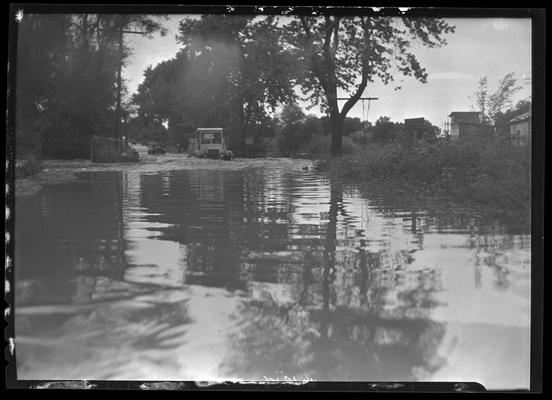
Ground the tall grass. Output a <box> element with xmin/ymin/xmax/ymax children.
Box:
<box><xmin>318</xmin><ymin>138</ymin><xmax>531</xmax><ymax>222</ymax></box>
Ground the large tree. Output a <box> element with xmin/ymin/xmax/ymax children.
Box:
<box><xmin>16</xmin><ymin>13</ymin><xmax>166</xmax><ymax>159</ymax></box>
<box><xmin>175</xmin><ymin>15</ymin><xmax>298</xmax><ymax>151</ymax></box>
<box><xmin>281</xmin><ymin>15</ymin><xmax>455</xmax><ymax>155</ymax></box>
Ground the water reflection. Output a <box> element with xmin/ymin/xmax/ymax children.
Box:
<box><xmin>15</xmin><ymin>167</ymin><xmax>530</xmax><ymax>388</ymax></box>
<box><xmin>221</xmin><ymin>179</ymin><xmax>447</xmax><ymax>381</ymax></box>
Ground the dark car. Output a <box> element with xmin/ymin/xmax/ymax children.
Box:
<box><xmin>147</xmin><ymin>143</ymin><xmax>165</xmax><ymax>155</ymax></box>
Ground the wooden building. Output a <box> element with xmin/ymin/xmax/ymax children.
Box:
<box><xmin>448</xmin><ymin>111</ymin><xmax>485</xmax><ymax>141</ymax></box>
<box><xmin>509</xmin><ymin>111</ymin><xmax>531</xmax><ymax>146</ymax></box>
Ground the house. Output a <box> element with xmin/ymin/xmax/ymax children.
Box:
<box><xmin>509</xmin><ymin>111</ymin><xmax>531</xmax><ymax>146</ymax></box>
<box><xmin>448</xmin><ymin>111</ymin><xmax>487</xmax><ymax>141</ymax></box>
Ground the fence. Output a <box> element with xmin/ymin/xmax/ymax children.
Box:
<box><xmin>91</xmin><ymin>135</ymin><xmax>142</xmax><ymax>163</ymax></box>
<box><xmin>91</xmin><ymin>136</ymin><xmax>122</xmax><ymax>163</ymax></box>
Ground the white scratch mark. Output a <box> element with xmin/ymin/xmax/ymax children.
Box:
<box><xmin>6</xmin><ymin>256</ymin><xmax>11</xmax><ymax>271</ymax></box>
<box><xmin>226</xmin><ymin>6</ymin><xmax>235</xmax><ymax>12</ymax></box>
<box><xmin>398</xmin><ymin>7</ymin><xmax>411</xmax><ymax>14</ymax></box>
<box><xmin>372</xmin><ymin>7</ymin><xmax>383</xmax><ymax>12</ymax></box>
<box><xmin>5</xmin><ymin>279</ymin><xmax>10</xmax><ymax>294</ymax></box>
<box><xmin>8</xmin><ymin>338</ymin><xmax>15</xmax><ymax>355</ymax></box>
<box><xmin>6</xmin><ymin>206</ymin><xmax>9</xmax><ymax>221</ymax></box>
<box><xmin>5</xmin><ymin>306</ymin><xmax>10</xmax><ymax>317</ymax></box>
<box><xmin>34</xmin><ymin>381</ymin><xmax>95</xmax><ymax>389</ymax></box>
<box><xmin>282</xmin><ymin>6</ymin><xmax>294</xmax><ymax>15</ymax></box>
<box><xmin>195</xmin><ymin>381</ymin><xmax>219</xmax><ymax>387</ymax></box>
<box><xmin>5</xmin><ymin>231</ymin><xmax>10</xmax><ymax>244</ymax></box>
<box><xmin>15</xmin><ymin>10</ymin><xmax>24</xmax><ymax>23</ymax></box>
<box><xmin>140</xmin><ymin>382</ymin><xmax>184</xmax><ymax>390</ymax></box>
<box><xmin>5</xmin><ymin>183</ymin><xmax>9</xmax><ymax>195</ymax></box>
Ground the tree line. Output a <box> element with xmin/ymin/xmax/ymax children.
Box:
<box><xmin>16</xmin><ymin>14</ymin><xmax>166</xmax><ymax>159</ymax></box>
<box><xmin>16</xmin><ymin>13</ymin><xmax>456</xmax><ymax>159</ymax></box>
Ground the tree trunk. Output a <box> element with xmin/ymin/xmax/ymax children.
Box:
<box><xmin>330</xmin><ymin>112</ymin><xmax>344</xmax><ymax>156</ymax></box>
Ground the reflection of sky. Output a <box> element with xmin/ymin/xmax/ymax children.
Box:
<box><xmin>416</xmin><ymin>234</ymin><xmax>530</xmax><ymax>328</ymax></box>
<box><xmin>279</xmin><ymin>173</ymin><xmax>531</xmax><ymax>389</ymax></box>
<box><xmin>292</xmin><ymin>179</ymin><xmax>531</xmax><ymax>327</ymax></box>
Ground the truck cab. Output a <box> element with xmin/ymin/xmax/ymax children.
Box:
<box><xmin>189</xmin><ymin>128</ymin><xmax>233</xmax><ymax>160</ymax></box>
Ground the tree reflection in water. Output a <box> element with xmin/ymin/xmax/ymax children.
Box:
<box><xmin>222</xmin><ymin>179</ymin><xmax>447</xmax><ymax>381</ymax></box>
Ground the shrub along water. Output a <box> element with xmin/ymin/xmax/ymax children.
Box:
<box><xmin>318</xmin><ymin>137</ymin><xmax>531</xmax><ymax>224</ymax></box>
<box><xmin>15</xmin><ymin>155</ymin><xmax>42</xmax><ymax>179</ymax></box>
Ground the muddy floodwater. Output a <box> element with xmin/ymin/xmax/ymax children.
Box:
<box><xmin>14</xmin><ymin>163</ymin><xmax>531</xmax><ymax>389</ymax></box>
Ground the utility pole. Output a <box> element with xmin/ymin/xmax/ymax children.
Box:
<box><xmin>337</xmin><ymin>97</ymin><xmax>378</xmax><ymax>151</ymax></box>
<box><xmin>99</xmin><ymin>27</ymin><xmax>147</xmax><ymax>157</ymax></box>
<box><xmin>336</xmin><ymin>97</ymin><xmax>379</xmax><ymax>124</ymax></box>
<box><xmin>116</xmin><ymin>28</ymin><xmax>124</xmax><ymax>155</ymax></box>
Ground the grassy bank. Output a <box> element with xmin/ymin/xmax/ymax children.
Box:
<box><xmin>317</xmin><ymin>138</ymin><xmax>531</xmax><ymax>224</ymax></box>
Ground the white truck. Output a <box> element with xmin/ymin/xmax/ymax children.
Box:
<box><xmin>188</xmin><ymin>128</ymin><xmax>233</xmax><ymax>160</ymax></box>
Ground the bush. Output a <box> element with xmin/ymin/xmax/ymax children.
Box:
<box><xmin>121</xmin><ymin>148</ymin><xmax>140</xmax><ymax>162</ymax></box>
<box><xmin>92</xmin><ymin>139</ymin><xmax>120</xmax><ymax>163</ymax></box>
<box><xmin>322</xmin><ymin>137</ymin><xmax>531</xmax><ymax>221</ymax></box>
<box><xmin>301</xmin><ymin>134</ymin><xmax>330</xmax><ymax>156</ymax></box>
<box><xmin>15</xmin><ymin>155</ymin><xmax>42</xmax><ymax>178</ymax></box>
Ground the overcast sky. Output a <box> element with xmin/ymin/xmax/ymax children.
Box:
<box><xmin>124</xmin><ymin>16</ymin><xmax>531</xmax><ymax>128</ymax></box>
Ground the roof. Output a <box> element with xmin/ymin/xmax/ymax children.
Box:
<box><xmin>404</xmin><ymin>117</ymin><xmax>425</xmax><ymax>123</ymax></box>
<box><xmin>510</xmin><ymin>111</ymin><xmax>531</xmax><ymax>123</ymax></box>
<box><xmin>448</xmin><ymin>111</ymin><xmax>480</xmax><ymax>117</ymax></box>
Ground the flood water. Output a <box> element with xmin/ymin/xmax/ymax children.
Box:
<box><xmin>14</xmin><ymin>166</ymin><xmax>531</xmax><ymax>389</ymax></box>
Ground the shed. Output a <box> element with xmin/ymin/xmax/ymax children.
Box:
<box><xmin>448</xmin><ymin>112</ymin><xmax>487</xmax><ymax>141</ymax></box>
<box><xmin>509</xmin><ymin>111</ymin><xmax>531</xmax><ymax>146</ymax></box>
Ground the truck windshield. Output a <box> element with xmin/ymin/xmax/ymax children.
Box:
<box><xmin>212</xmin><ymin>132</ymin><xmax>221</xmax><ymax>144</ymax></box>
<box><xmin>200</xmin><ymin>131</ymin><xmax>222</xmax><ymax>144</ymax></box>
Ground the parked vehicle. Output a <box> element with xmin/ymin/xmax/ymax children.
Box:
<box><xmin>188</xmin><ymin>128</ymin><xmax>233</xmax><ymax>160</ymax></box>
<box><xmin>147</xmin><ymin>142</ymin><xmax>165</xmax><ymax>155</ymax></box>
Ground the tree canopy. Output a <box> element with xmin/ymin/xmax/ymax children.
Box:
<box><xmin>17</xmin><ymin>13</ymin><xmax>456</xmax><ymax>159</ymax></box>
<box><xmin>471</xmin><ymin>72</ymin><xmax>524</xmax><ymax>126</ymax></box>
<box><xmin>280</xmin><ymin>16</ymin><xmax>455</xmax><ymax>154</ymax></box>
